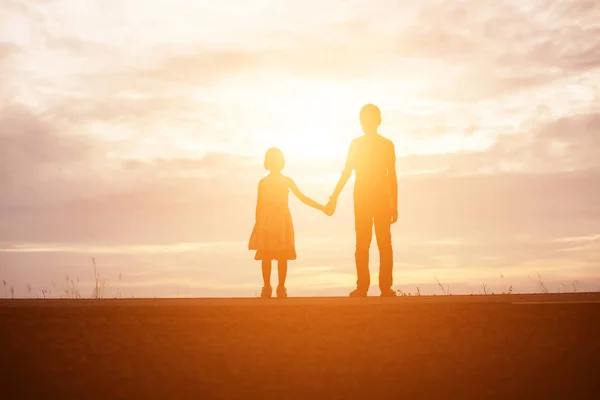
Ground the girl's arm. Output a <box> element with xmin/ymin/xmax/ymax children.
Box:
<box><xmin>255</xmin><ymin>181</ymin><xmax>263</xmax><ymax>221</ymax></box>
<box><xmin>289</xmin><ymin>178</ymin><xmax>324</xmax><ymax>212</ymax></box>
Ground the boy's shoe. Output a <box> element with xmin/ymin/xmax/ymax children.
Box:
<box><xmin>276</xmin><ymin>286</ymin><xmax>288</xmax><ymax>299</ymax></box>
<box><xmin>260</xmin><ymin>286</ymin><xmax>272</xmax><ymax>299</ymax></box>
<box><xmin>349</xmin><ymin>288</ymin><xmax>368</xmax><ymax>298</ymax></box>
<box><xmin>380</xmin><ymin>288</ymin><xmax>397</xmax><ymax>297</ymax></box>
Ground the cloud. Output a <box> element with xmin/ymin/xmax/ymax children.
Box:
<box><xmin>398</xmin><ymin>113</ymin><xmax>600</xmax><ymax>174</ymax></box>
<box><xmin>397</xmin><ymin>0</ymin><xmax>600</xmax><ymax>100</ymax></box>
<box><xmin>0</xmin><ymin>105</ymin><xmax>94</xmax><ymax>205</ymax></box>
<box><xmin>534</xmin><ymin>113</ymin><xmax>600</xmax><ymax>167</ymax></box>
<box><xmin>2</xmin><ymin>160</ymin><xmax>599</xmax><ymax>250</ymax></box>
<box><xmin>2</xmin><ymin>166</ymin><xmax>598</xmax><ymax>297</ymax></box>
<box><xmin>0</xmin><ymin>149</ymin><xmax>266</xmax><ymax>245</ymax></box>
<box><xmin>397</xmin><ymin>169</ymin><xmax>600</xmax><ymax>239</ymax></box>
<box><xmin>1</xmin><ymin>102</ymin><xmax>598</xmax><ymax>246</ymax></box>
<box><xmin>2</xmin><ymin>0</ymin><xmax>600</xmax><ymax>298</ymax></box>
<box><xmin>0</xmin><ymin>42</ymin><xmax>19</xmax><ymax>96</ymax></box>
<box><xmin>3</xmin><ymin>0</ymin><xmax>598</xmax><ymax>125</ymax></box>
<box><xmin>466</xmin><ymin>113</ymin><xmax>600</xmax><ymax>173</ymax></box>
<box><xmin>75</xmin><ymin>49</ymin><xmax>261</xmax><ymax>95</ymax></box>
<box><xmin>0</xmin><ymin>42</ymin><xmax>19</xmax><ymax>62</ymax></box>
<box><xmin>52</xmin><ymin>93</ymin><xmax>215</xmax><ymax>124</ymax></box>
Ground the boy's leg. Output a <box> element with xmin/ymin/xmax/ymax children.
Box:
<box><xmin>354</xmin><ymin>198</ymin><xmax>373</xmax><ymax>293</ymax></box>
<box><xmin>277</xmin><ymin>259</ymin><xmax>288</xmax><ymax>288</ymax></box>
<box><xmin>374</xmin><ymin>209</ymin><xmax>393</xmax><ymax>292</ymax></box>
<box><xmin>261</xmin><ymin>260</ymin><xmax>272</xmax><ymax>288</ymax></box>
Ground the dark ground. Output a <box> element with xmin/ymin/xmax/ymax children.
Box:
<box><xmin>2</xmin><ymin>293</ymin><xmax>599</xmax><ymax>399</ymax></box>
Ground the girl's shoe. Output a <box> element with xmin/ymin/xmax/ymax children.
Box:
<box><xmin>276</xmin><ymin>286</ymin><xmax>287</xmax><ymax>299</ymax></box>
<box><xmin>261</xmin><ymin>286</ymin><xmax>272</xmax><ymax>299</ymax></box>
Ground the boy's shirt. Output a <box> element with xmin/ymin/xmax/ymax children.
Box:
<box><xmin>344</xmin><ymin>133</ymin><xmax>396</xmax><ymax>202</ymax></box>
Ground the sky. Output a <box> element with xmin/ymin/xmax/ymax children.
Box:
<box><xmin>1</xmin><ymin>0</ymin><xmax>599</xmax><ymax>298</ymax></box>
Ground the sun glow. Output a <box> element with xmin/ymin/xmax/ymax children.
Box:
<box><xmin>241</xmin><ymin>81</ymin><xmax>372</xmax><ymax>160</ymax></box>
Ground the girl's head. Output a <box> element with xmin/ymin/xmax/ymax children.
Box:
<box><xmin>264</xmin><ymin>147</ymin><xmax>285</xmax><ymax>172</ymax></box>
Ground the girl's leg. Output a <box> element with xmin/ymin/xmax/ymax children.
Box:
<box><xmin>277</xmin><ymin>259</ymin><xmax>288</xmax><ymax>288</ymax></box>
<box><xmin>261</xmin><ymin>260</ymin><xmax>272</xmax><ymax>288</ymax></box>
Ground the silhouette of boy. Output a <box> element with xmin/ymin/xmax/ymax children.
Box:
<box><xmin>325</xmin><ymin>104</ymin><xmax>398</xmax><ymax>297</ymax></box>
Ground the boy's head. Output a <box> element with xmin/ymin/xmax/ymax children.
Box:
<box><xmin>359</xmin><ymin>104</ymin><xmax>381</xmax><ymax>133</ymax></box>
<box><xmin>264</xmin><ymin>147</ymin><xmax>285</xmax><ymax>172</ymax></box>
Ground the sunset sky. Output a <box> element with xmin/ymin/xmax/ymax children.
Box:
<box><xmin>1</xmin><ymin>0</ymin><xmax>599</xmax><ymax>297</ymax></box>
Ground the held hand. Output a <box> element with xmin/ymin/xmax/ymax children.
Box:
<box><xmin>324</xmin><ymin>199</ymin><xmax>337</xmax><ymax>216</ymax></box>
<box><xmin>391</xmin><ymin>207</ymin><xmax>398</xmax><ymax>224</ymax></box>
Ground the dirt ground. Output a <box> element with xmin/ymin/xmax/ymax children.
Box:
<box><xmin>2</xmin><ymin>294</ymin><xmax>599</xmax><ymax>399</ymax></box>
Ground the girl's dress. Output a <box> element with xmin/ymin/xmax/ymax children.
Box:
<box><xmin>248</xmin><ymin>173</ymin><xmax>297</xmax><ymax>260</ymax></box>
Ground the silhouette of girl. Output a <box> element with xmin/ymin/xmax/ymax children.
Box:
<box><xmin>249</xmin><ymin>148</ymin><xmax>325</xmax><ymax>298</ymax></box>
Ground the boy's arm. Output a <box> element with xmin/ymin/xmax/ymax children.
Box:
<box><xmin>389</xmin><ymin>141</ymin><xmax>398</xmax><ymax>223</ymax></box>
<box><xmin>289</xmin><ymin>179</ymin><xmax>324</xmax><ymax>211</ymax></box>
<box><xmin>330</xmin><ymin>141</ymin><xmax>355</xmax><ymax>202</ymax></box>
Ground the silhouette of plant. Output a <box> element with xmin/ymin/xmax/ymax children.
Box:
<box><xmin>114</xmin><ymin>273</ymin><xmax>123</xmax><ymax>298</ymax></box>
<box><xmin>500</xmin><ymin>273</ymin><xmax>513</xmax><ymax>295</ymax></box>
<box><xmin>560</xmin><ymin>280</ymin><xmax>580</xmax><ymax>293</ymax></box>
<box><xmin>502</xmin><ymin>285</ymin><xmax>513</xmax><ymax>295</ymax></box>
<box><xmin>64</xmin><ymin>276</ymin><xmax>81</xmax><ymax>299</ymax></box>
<box><xmin>536</xmin><ymin>273</ymin><xmax>549</xmax><ymax>294</ymax></box>
<box><xmin>91</xmin><ymin>257</ymin><xmax>107</xmax><ymax>299</ymax></box>
<box><xmin>478</xmin><ymin>283</ymin><xmax>493</xmax><ymax>295</ymax></box>
<box><xmin>434</xmin><ymin>277</ymin><xmax>450</xmax><ymax>295</ymax></box>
